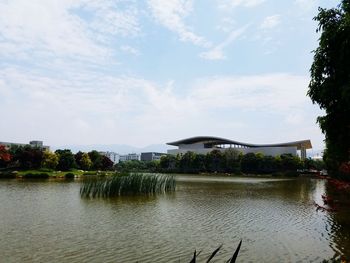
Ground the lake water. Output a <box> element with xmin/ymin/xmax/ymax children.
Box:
<box><xmin>0</xmin><ymin>175</ymin><xmax>349</xmax><ymax>262</ymax></box>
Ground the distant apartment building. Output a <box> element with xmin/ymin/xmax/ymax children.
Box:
<box><xmin>141</xmin><ymin>152</ymin><xmax>166</xmax><ymax>162</ymax></box>
<box><xmin>0</xmin><ymin>140</ymin><xmax>50</xmax><ymax>151</ymax></box>
<box><xmin>119</xmin><ymin>153</ymin><xmax>141</xmax><ymax>162</ymax></box>
<box><xmin>99</xmin><ymin>151</ymin><xmax>120</xmax><ymax>164</ymax></box>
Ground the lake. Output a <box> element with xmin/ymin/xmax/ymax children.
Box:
<box><xmin>0</xmin><ymin>175</ymin><xmax>349</xmax><ymax>262</ymax></box>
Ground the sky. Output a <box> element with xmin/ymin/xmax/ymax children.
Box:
<box><xmin>0</xmin><ymin>0</ymin><xmax>340</xmax><ymax>152</ymax></box>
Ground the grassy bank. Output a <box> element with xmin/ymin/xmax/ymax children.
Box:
<box><xmin>0</xmin><ymin>169</ymin><xmax>115</xmax><ymax>179</ymax></box>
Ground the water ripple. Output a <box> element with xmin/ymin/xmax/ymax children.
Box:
<box><xmin>0</xmin><ymin>177</ymin><xmax>348</xmax><ymax>262</ymax></box>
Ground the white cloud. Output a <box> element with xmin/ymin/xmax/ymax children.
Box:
<box><xmin>200</xmin><ymin>49</ymin><xmax>226</xmax><ymax>60</ymax></box>
<box><xmin>216</xmin><ymin>17</ymin><xmax>236</xmax><ymax>33</ymax></box>
<box><xmin>120</xmin><ymin>45</ymin><xmax>140</xmax><ymax>56</ymax></box>
<box><xmin>0</xmin><ymin>67</ymin><xmax>324</xmax><ymax>148</ymax></box>
<box><xmin>147</xmin><ymin>0</ymin><xmax>211</xmax><ymax>47</ymax></box>
<box><xmin>189</xmin><ymin>74</ymin><xmax>310</xmax><ymax>111</ymax></box>
<box><xmin>294</xmin><ymin>0</ymin><xmax>317</xmax><ymax>12</ymax></box>
<box><xmin>0</xmin><ymin>0</ymin><xmax>140</xmax><ymax>62</ymax></box>
<box><xmin>200</xmin><ymin>25</ymin><xmax>247</xmax><ymax>60</ymax></box>
<box><xmin>218</xmin><ymin>0</ymin><xmax>265</xmax><ymax>9</ymax></box>
<box><xmin>260</xmin><ymin>15</ymin><xmax>281</xmax><ymax>29</ymax></box>
<box><xmin>83</xmin><ymin>1</ymin><xmax>140</xmax><ymax>37</ymax></box>
<box><xmin>0</xmin><ymin>67</ymin><xmax>194</xmax><ymax>146</ymax></box>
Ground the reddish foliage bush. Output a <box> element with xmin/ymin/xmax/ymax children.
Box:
<box><xmin>0</xmin><ymin>145</ymin><xmax>11</xmax><ymax>162</ymax></box>
<box><xmin>339</xmin><ymin>161</ymin><xmax>350</xmax><ymax>175</ymax></box>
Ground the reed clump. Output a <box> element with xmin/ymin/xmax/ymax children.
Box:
<box><xmin>80</xmin><ymin>173</ymin><xmax>176</xmax><ymax>198</ymax></box>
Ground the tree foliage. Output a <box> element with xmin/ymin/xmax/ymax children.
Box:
<box><xmin>101</xmin><ymin>155</ymin><xmax>114</xmax><ymax>170</ymax></box>
<box><xmin>41</xmin><ymin>150</ymin><xmax>59</xmax><ymax>169</ymax></box>
<box><xmin>156</xmin><ymin>150</ymin><xmax>305</xmax><ymax>175</ymax></box>
<box><xmin>55</xmin><ymin>149</ymin><xmax>76</xmax><ymax>171</ymax></box>
<box><xmin>10</xmin><ymin>146</ymin><xmax>43</xmax><ymax>169</ymax></box>
<box><xmin>80</xmin><ymin>153</ymin><xmax>92</xmax><ymax>170</ymax></box>
<box><xmin>88</xmin><ymin>150</ymin><xmax>103</xmax><ymax>170</ymax></box>
<box><xmin>0</xmin><ymin>145</ymin><xmax>12</xmax><ymax>168</ymax></box>
<box><xmin>308</xmin><ymin>1</ymin><xmax>350</xmax><ymax>175</ymax></box>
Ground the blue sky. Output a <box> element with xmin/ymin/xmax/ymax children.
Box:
<box><xmin>0</xmin><ymin>0</ymin><xmax>339</xmax><ymax>151</ymax></box>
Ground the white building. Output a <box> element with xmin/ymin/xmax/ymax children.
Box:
<box><xmin>119</xmin><ymin>153</ymin><xmax>141</xmax><ymax>162</ymax></box>
<box><xmin>99</xmin><ymin>151</ymin><xmax>120</xmax><ymax>164</ymax></box>
<box><xmin>167</xmin><ymin>136</ymin><xmax>312</xmax><ymax>160</ymax></box>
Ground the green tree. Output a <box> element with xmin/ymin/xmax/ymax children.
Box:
<box><xmin>280</xmin><ymin>154</ymin><xmax>302</xmax><ymax>171</ymax></box>
<box><xmin>241</xmin><ymin>152</ymin><xmax>267</xmax><ymax>174</ymax></box>
<box><xmin>194</xmin><ymin>154</ymin><xmax>206</xmax><ymax>173</ymax></box>
<box><xmin>88</xmin><ymin>150</ymin><xmax>103</xmax><ymax>170</ymax></box>
<box><xmin>41</xmin><ymin>150</ymin><xmax>59</xmax><ymax>169</ymax></box>
<box><xmin>260</xmin><ymin>155</ymin><xmax>278</xmax><ymax>174</ymax></box>
<box><xmin>179</xmin><ymin>151</ymin><xmax>197</xmax><ymax>173</ymax></box>
<box><xmin>80</xmin><ymin>153</ymin><xmax>92</xmax><ymax>170</ymax></box>
<box><xmin>146</xmin><ymin>160</ymin><xmax>160</xmax><ymax>172</ymax></box>
<box><xmin>160</xmin><ymin>154</ymin><xmax>180</xmax><ymax>172</ymax></box>
<box><xmin>206</xmin><ymin>150</ymin><xmax>224</xmax><ymax>172</ymax></box>
<box><xmin>308</xmin><ymin>1</ymin><xmax>350</xmax><ymax>176</ymax></box>
<box><xmin>10</xmin><ymin>146</ymin><xmax>43</xmax><ymax>169</ymax></box>
<box><xmin>224</xmin><ymin>148</ymin><xmax>241</xmax><ymax>173</ymax></box>
<box><xmin>101</xmin><ymin>156</ymin><xmax>114</xmax><ymax>170</ymax></box>
<box><xmin>303</xmin><ymin>158</ymin><xmax>325</xmax><ymax>170</ymax></box>
<box><xmin>55</xmin><ymin>149</ymin><xmax>76</xmax><ymax>171</ymax></box>
<box><xmin>74</xmin><ymin>151</ymin><xmax>84</xmax><ymax>169</ymax></box>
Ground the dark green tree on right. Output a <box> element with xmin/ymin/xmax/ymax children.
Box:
<box><xmin>308</xmin><ymin>1</ymin><xmax>350</xmax><ymax>177</ymax></box>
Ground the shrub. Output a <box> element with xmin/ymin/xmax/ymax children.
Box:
<box><xmin>65</xmin><ymin>172</ymin><xmax>75</xmax><ymax>179</ymax></box>
<box><xmin>83</xmin><ymin>171</ymin><xmax>98</xmax><ymax>176</ymax></box>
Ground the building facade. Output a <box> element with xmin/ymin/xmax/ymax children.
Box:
<box><xmin>119</xmin><ymin>153</ymin><xmax>141</xmax><ymax>162</ymax></box>
<box><xmin>141</xmin><ymin>152</ymin><xmax>166</xmax><ymax>162</ymax></box>
<box><xmin>0</xmin><ymin>140</ymin><xmax>50</xmax><ymax>151</ymax></box>
<box><xmin>167</xmin><ymin>136</ymin><xmax>312</xmax><ymax>160</ymax></box>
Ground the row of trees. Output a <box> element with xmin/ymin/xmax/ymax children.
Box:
<box><xmin>0</xmin><ymin>145</ymin><xmax>114</xmax><ymax>171</ymax></box>
<box><xmin>158</xmin><ymin>149</ymin><xmax>322</xmax><ymax>174</ymax></box>
<box><xmin>115</xmin><ymin>149</ymin><xmax>324</xmax><ymax>175</ymax></box>
<box><xmin>1</xmin><ymin>144</ymin><xmax>325</xmax><ymax>174</ymax></box>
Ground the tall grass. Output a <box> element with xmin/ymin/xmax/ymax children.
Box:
<box><xmin>80</xmin><ymin>173</ymin><xmax>176</xmax><ymax>198</ymax></box>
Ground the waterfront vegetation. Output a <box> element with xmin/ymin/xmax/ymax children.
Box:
<box><xmin>80</xmin><ymin>173</ymin><xmax>176</xmax><ymax>198</ymax></box>
<box><xmin>0</xmin><ymin>144</ymin><xmax>326</xmax><ymax>179</ymax></box>
<box><xmin>117</xmin><ymin>149</ymin><xmax>325</xmax><ymax>176</ymax></box>
<box><xmin>0</xmin><ymin>145</ymin><xmax>114</xmax><ymax>171</ymax></box>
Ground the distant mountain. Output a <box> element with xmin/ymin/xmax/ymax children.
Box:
<box><xmin>52</xmin><ymin>143</ymin><xmax>176</xmax><ymax>154</ymax></box>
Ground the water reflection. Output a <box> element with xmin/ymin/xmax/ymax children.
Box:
<box><xmin>324</xmin><ymin>182</ymin><xmax>350</xmax><ymax>261</ymax></box>
<box><xmin>0</xmin><ymin>176</ymin><xmax>348</xmax><ymax>262</ymax></box>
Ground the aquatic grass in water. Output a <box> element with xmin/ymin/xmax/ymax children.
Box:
<box><xmin>80</xmin><ymin>173</ymin><xmax>176</xmax><ymax>198</ymax></box>
<box><xmin>190</xmin><ymin>241</ymin><xmax>242</xmax><ymax>263</ymax></box>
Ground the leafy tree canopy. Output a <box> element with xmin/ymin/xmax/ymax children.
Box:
<box><xmin>80</xmin><ymin>152</ymin><xmax>92</xmax><ymax>170</ymax></box>
<box><xmin>42</xmin><ymin>150</ymin><xmax>59</xmax><ymax>170</ymax></box>
<box><xmin>308</xmin><ymin>0</ymin><xmax>350</xmax><ymax>174</ymax></box>
<box><xmin>55</xmin><ymin>149</ymin><xmax>76</xmax><ymax>171</ymax></box>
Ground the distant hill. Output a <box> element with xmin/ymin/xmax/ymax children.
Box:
<box><xmin>52</xmin><ymin>143</ymin><xmax>176</xmax><ymax>154</ymax></box>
